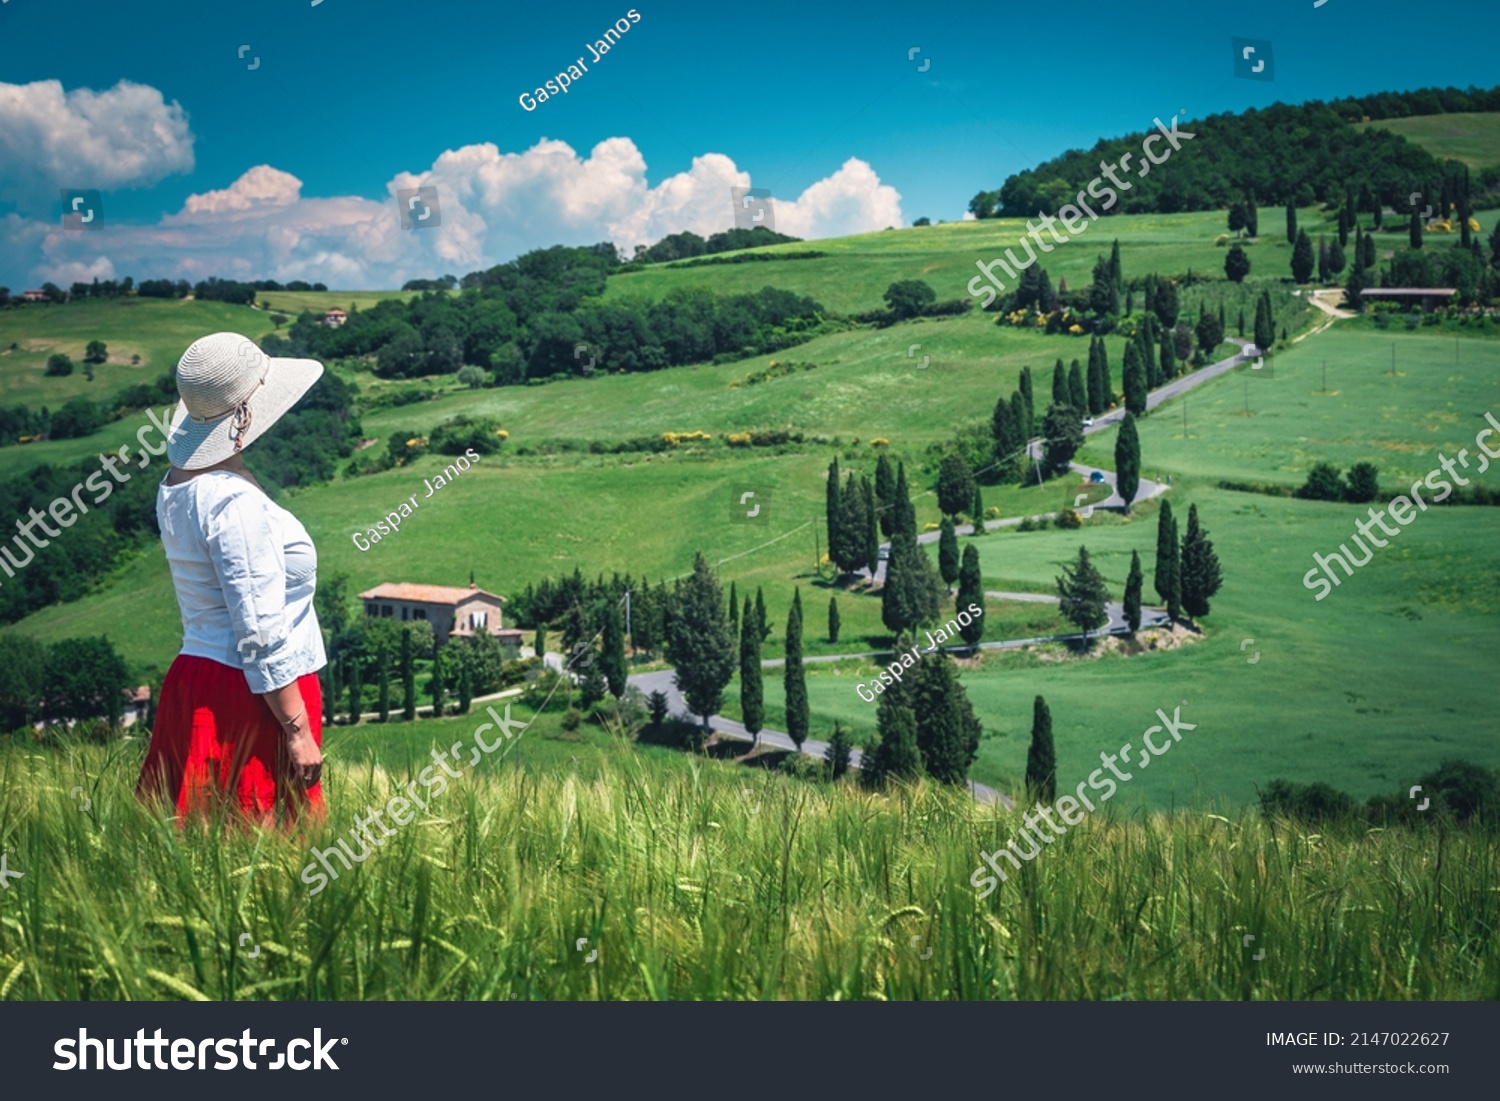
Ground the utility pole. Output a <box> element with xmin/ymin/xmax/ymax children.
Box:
<box><xmin>623</xmin><ymin>589</ymin><xmax>631</xmax><ymax>639</ymax></box>
<box><xmin>1322</xmin><ymin>359</ymin><xmax>1326</xmax><ymax>394</ymax></box>
<box><xmin>814</xmin><ymin>519</ymin><xmax>821</xmax><ymax>575</ymax></box>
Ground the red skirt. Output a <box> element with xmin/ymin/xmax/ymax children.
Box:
<box><xmin>136</xmin><ymin>654</ymin><xmax>324</xmax><ymax>825</ymax></box>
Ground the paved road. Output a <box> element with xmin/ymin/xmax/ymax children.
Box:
<box><xmin>625</xmin><ymin>667</ymin><xmax>1010</xmax><ymax>808</ymax></box>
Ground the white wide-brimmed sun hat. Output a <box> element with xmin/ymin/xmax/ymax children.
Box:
<box><xmin>166</xmin><ymin>332</ymin><xmax>324</xmax><ymax>470</ymax></box>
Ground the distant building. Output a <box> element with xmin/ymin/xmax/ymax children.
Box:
<box><xmin>358</xmin><ymin>581</ymin><xmax>523</xmax><ymax>651</ymax></box>
<box><xmin>324</xmin><ymin>307</ymin><xmax>348</xmax><ymax>328</ymax></box>
<box><xmin>1360</xmin><ymin>288</ymin><xmax>1457</xmax><ymax>313</ymax></box>
<box><xmin>21</xmin><ymin>289</ymin><xmax>49</xmax><ymax>303</ymax></box>
<box><xmin>123</xmin><ymin>685</ymin><xmax>151</xmax><ymax>727</ymax></box>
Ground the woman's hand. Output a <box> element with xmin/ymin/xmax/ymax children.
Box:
<box><xmin>260</xmin><ymin>682</ymin><xmax>321</xmax><ymax>788</ymax></box>
<box><xmin>285</xmin><ymin>718</ymin><xmax>323</xmax><ymax>788</ymax></box>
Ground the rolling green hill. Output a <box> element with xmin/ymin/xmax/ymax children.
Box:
<box><xmin>2</xmin><ymin>210</ymin><xmax>1498</xmax><ymax>815</ymax></box>
<box><xmin>1356</xmin><ymin>111</ymin><xmax>1500</xmax><ymax>170</ymax></box>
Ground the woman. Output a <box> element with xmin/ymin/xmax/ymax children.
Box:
<box><xmin>136</xmin><ymin>332</ymin><xmax>328</xmax><ymax>824</ymax></box>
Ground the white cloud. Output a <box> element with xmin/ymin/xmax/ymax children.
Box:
<box><xmin>0</xmin><ymin>80</ymin><xmax>194</xmax><ymax>207</ymax></box>
<box><xmin>771</xmin><ymin>158</ymin><xmax>904</xmax><ymax>239</ymax></box>
<box><xmin>14</xmin><ymin>138</ymin><xmax>903</xmax><ymax>288</ymax></box>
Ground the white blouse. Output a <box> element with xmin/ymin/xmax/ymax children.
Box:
<box><xmin>157</xmin><ymin>470</ymin><xmax>327</xmax><ymax>694</ymax></box>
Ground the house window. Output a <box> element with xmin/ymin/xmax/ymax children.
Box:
<box><xmin>382</xmin><ymin>604</ymin><xmax>393</xmax><ymax>618</ymax></box>
<box><xmin>365</xmin><ymin>603</ymin><xmax>377</xmax><ymax>616</ymax></box>
<box><xmin>414</xmin><ymin>608</ymin><xmax>427</xmax><ymax>620</ymax></box>
<box><xmin>402</xmin><ymin>607</ymin><xmax>409</xmax><ymax>621</ymax></box>
<box><xmin>471</xmin><ymin>612</ymin><xmax>487</xmax><ymax>630</ymax></box>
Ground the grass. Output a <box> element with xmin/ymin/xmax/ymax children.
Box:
<box><xmin>0</xmin><ymin>297</ymin><xmax>273</xmax><ymax>410</ymax></box>
<box><xmin>608</xmin><ymin>209</ymin><xmax>1350</xmax><ymax>316</ymax></box>
<box><xmin>2</xmin><ymin>729</ymin><xmax>1495</xmax><ymax>1000</ymax></box>
<box><xmin>1356</xmin><ymin>112</ymin><xmax>1500</xmax><ymax>170</ymax></box>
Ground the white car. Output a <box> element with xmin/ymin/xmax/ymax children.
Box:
<box><xmin>1082</xmin><ymin>417</ymin><xmax>1095</xmax><ymax>427</ymax></box>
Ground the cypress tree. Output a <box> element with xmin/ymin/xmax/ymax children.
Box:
<box><xmin>867</xmin><ymin>690</ymin><xmax>922</xmax><ymax>787</ymax></box>
<box><xmin>377</xmin><ymin>649</ymin><xmax>391</xmax><ymax>722</ymax></box>
<box><xmin>1115</xmin><ymin>411</ymin><xmax>1141</xmax><ymax>510</ymax></box>
<box><xmin>1159</xmin><ymin>328</ymin><xmax>1176</xmax><ymax>379</ymax></box>
<box><xmin>893</xmin><ymin>462</ymin><xmax>916</xmax><ymax>537</ymax></box>
<box><xmin>1253</xmin><ymin>291</ymin><xmax>1274</xmax><ymax>354</ymax></box>
<box><xmin>1291</xmin><ymin>228</ymin><xmax>1314</xmax><ymax>283</ymax></box>
<box><xmin>1154</xmin><ymin>501</ymin><xmax>1176</xmax><ymax>603</ymax></box>
<box><xmin>1108</xmin><ymin>238</ymin><xmax>1123</xmax><ymax>300</ymax></box>
<box><xmin>1123</xmin><ymin>342</ymin><xmax>1147</xmax><ymax>416</ymax></box>
<box><xmin>971</xmin><ymin>484</ymin><xmax>985</xmax><ymax>531</ymax></box>
<box><xmin>728</xmin><ymin>581</ymin><xmax>738</xmax><ymax>637</ymax></box>
<box><xmin>755</xmin><ymin>586</ymin><xmax>770</xmax><ymax>643</ymax></box>
<box><xmin>1409</xmin><ymin>208</ymin><xmax>1422</xmax><ymax>250</ymax></box>
<box><xmin>1317</xmin><ymin>236</ymin><xmax>1330</xmax><ymax>283</ymax></box>
<box><xmin>1018</xmin><ymin>365</ymin><xmax>1035</xmax><ymax>440</ymax></box>
<box><xmin>1097</xmin><ymin>344</ymin><xmax>1112</xmax><ymax>407</ymax></box>
<box><xmin>784</xmin><ymin>587</ymin><xmax>809</xmax><ymax>747</ymax></box>
<box><xmin>600</xmin><ymin>601</ymin><xmax>627</xmax><ymax>698</ymax></box>
<box><xmin>1124</xmin><ymin>550</ymin><xmax>1143</xmax><ymax>636</ymax></box>
<box><xmin>667</xmin><ymin>552</ymin><xmax>737</xmax><ymax>727</ymax></box>
<box><xmin>1086</xmin><ymin>337</ymin><xmax>1103</xmax><ymax>415</ymax></box>
<box><xmin>1180</xmin><ymin>503</ymin><xmax>1224</xmax><ymax>620</ymax></box>
<box><xmin>1026</xmin><ymin>695</ymin><xmax>1057</xmax><ymax>803</ymax></box>
<box><xmin>429</xmin><ymin>644</ymin><xmax>442</xmax><ymax>718</ymax></box>
<box><xmin>1360</xmin><ymin>225</ymin><xmax>1375</xmax><ymax>269</ymax></box>
<box><xmin>401</xmin><ymin>628</ymin><xmax>415</xmax><ymax>721</ymax></box>
<box><xmin>956</xmin><ymin>544</ymin><xmax>985</xmax><ymax>651</ymax></box>
<box><xmin>875</xmin><ymin>452</ymin><xmax>896</xmax><ymax>537</ymax></box>
<box><xmin>863</xmin><ymin>476</ymin><xmax>879</xmax><ymax>575</ymax></box>
<box><xmin>826</xmin><ymin>721</ymin><xmax>853</xmax><ymax>780</ymax></box>
<box><xmin>1155</xmin><ymin>278</ymin><xmax>1179</xmax><ymax>327</ymax></box>
<box><xmin>909</xmin><ymin>652</ymin><xmax>982</xmax><ymax>784</ymax></box>
<box><xmin>533</xmin><ymin>623</ymin><xmax>546</xmax><ymax>661</ymax></box>
<box><xmin>1052</xmin><ymin>358</ymin><xmax>1068</xmax><ymax>406</ymax></box>
<box><xmin>825</xmin><ymin>457</ymin><xmax>843</xmax><ymax>570</ymax></box>
<box><xmin>457</xmin><ymin>658</ymin><xmax>472</xmax><ymax>715</ymax></box>
<box><xmin>938</xmin><ymin>516</ymin><xmax>960</xmax><ymax>587</ymax></box>
<box><xmin>937</xmin><ymin>453</ymin><xmax>975</xmax><ymax>519</ymax></box>
<box><xmin>1056</xmin><ymin>546</ymin><xmax>1110</xmax><ymax>639</ymax></box>
<box><xmin>828</xmin><ymin>595</ymin><xmax>840</xmax><ymax>644</ymax></box>
<box><xmin>1010</xmin><ymin>391</ymin><xmax>1027</xmax><ymax>454</ymax></box>
<box><xmin>1068</xmin><ymin>359</ymin><xmax>1087</xmax><ymax>411</ymax></box>
<box><xmin>740</xmin><ymin>595</ymin><xmax>763</xmax><ymax>749</ymax></box>
<box><xmin>991</xmin><ymin>393</ymin><xmax>1021</xmax><ymax>481</ymax></box>
<box><xmin>1237</xmin><ymin>307</ymin><xmax>1246</xmax><ymax>338</ymax></box>
<box><xmin>838</xmin><ymin>472</ymin><xmax>866</xmax><ymax>573</ymax></box>
<box><xmin>1285</xmin><ymin>200</ymin><xmax>1297</xmax><ymax>245</ymax></box>
<box><xmin>1328</xmin><ymin>238</ymin><xmax>1346</xmax><ymax>278</ymax></box>
<box><xmin>1337</xmin><ymin>202</ymin><xmax>1350</xmax><ymax>248</ymax></box>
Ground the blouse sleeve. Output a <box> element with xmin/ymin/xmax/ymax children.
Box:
<box><xmin>202</xmin><ymin>481</ymin><xmax>296</xmax><ymax>694</ymax></box>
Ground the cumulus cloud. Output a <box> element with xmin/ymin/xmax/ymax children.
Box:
<box><xmin>15</xmin><ymin>137</ymin><xmax>903</xmax><ymax>288</ymax></box>
<box><xmin>0</xmin><ymin>79</ymin><xmax>194</xmax><ymax>206</ymax></box>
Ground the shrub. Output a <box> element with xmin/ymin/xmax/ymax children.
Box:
<box><xmin>1259</xmin><ymin>778</ymin><xmax>1360</xmax><ymax>826</ymax></box>
<box><xmin>45</xmin><ymin>354</ymin><xmax>74</xmax><ymax>377</ymax></box>
<box><xmin>1055</xmin><ymin>508</ymin><xmax>1083</xmax><ymax>529</ymax></box>
<box><xmin>1296</xmin><ymin>462</ymin><xmax>1345</xmax><ymax>501</ymax></box>
<box><xmin>1345</xmin><ymin>462</ymin><xmax>1379</xmax><ymax>503</ymax></box>
<box><xmin>429</xmin><ymin>415</ymin><xmax>504</xmax><ymax>456</ymax></box>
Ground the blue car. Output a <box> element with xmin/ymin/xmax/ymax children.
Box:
<box><xmin>1089</xmin><ymin>471</ymin><xmax>1106</xmax><ymax>484</ymax></box>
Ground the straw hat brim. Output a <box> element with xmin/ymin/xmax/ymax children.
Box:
<box><xmin>166</xmin><ymin>356</ymin><xmax>325</xmax><ymax>469</ymax></box>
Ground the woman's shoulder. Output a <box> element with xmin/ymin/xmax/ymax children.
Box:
<box><xmin>162</xmin><ymin>469</ymin><xmax>269</xmax><ymax>517</ymax></box>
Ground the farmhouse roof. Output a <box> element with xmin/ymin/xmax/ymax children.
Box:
<box><xmin>359</xmin><ymin>581</ymin><xmax>506</xmax><ymax>606</ymax></box>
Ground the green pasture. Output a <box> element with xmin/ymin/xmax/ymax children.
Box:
<box><xmin>1356</xmin><ymin>111</ymin><xmax>1500</xmax><ymax>171</ymax></box>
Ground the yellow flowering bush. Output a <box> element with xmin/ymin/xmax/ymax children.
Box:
<box><xmin>727</xmin><ymin>432</ymin><xmax>752</xmax><ymax>447</ymax></box>
<box><xmin>661</xmin><ymin>430</ymin><xmax>714</xmax><ymax>447</ymax></box>
<box><xmin>870</xmin><ymin>437</ymin><xmax>890</xmax><ymax>447</ymax></box>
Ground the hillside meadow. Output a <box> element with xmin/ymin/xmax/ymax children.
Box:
<box><xmin>1</xmin><ymin>728</ymin><xmax>1494</xmax><ymax>1001</ymax></box>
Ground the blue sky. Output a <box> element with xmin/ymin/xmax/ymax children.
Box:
<box><xmin>1</xmin><ymin>0</ymin><xmax>1496</xmax><ymax>287</ymax></box>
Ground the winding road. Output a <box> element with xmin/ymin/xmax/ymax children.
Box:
<box><xmin>616</xmin><ymin>334</ymin><xmax>1285</xmax><ymax>810</ymax></box>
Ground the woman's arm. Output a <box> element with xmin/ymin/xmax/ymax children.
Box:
<box><xmin>260</xmin><ymin>681</ymin><xmax>322</xmax><ymax>786</ymax></box>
